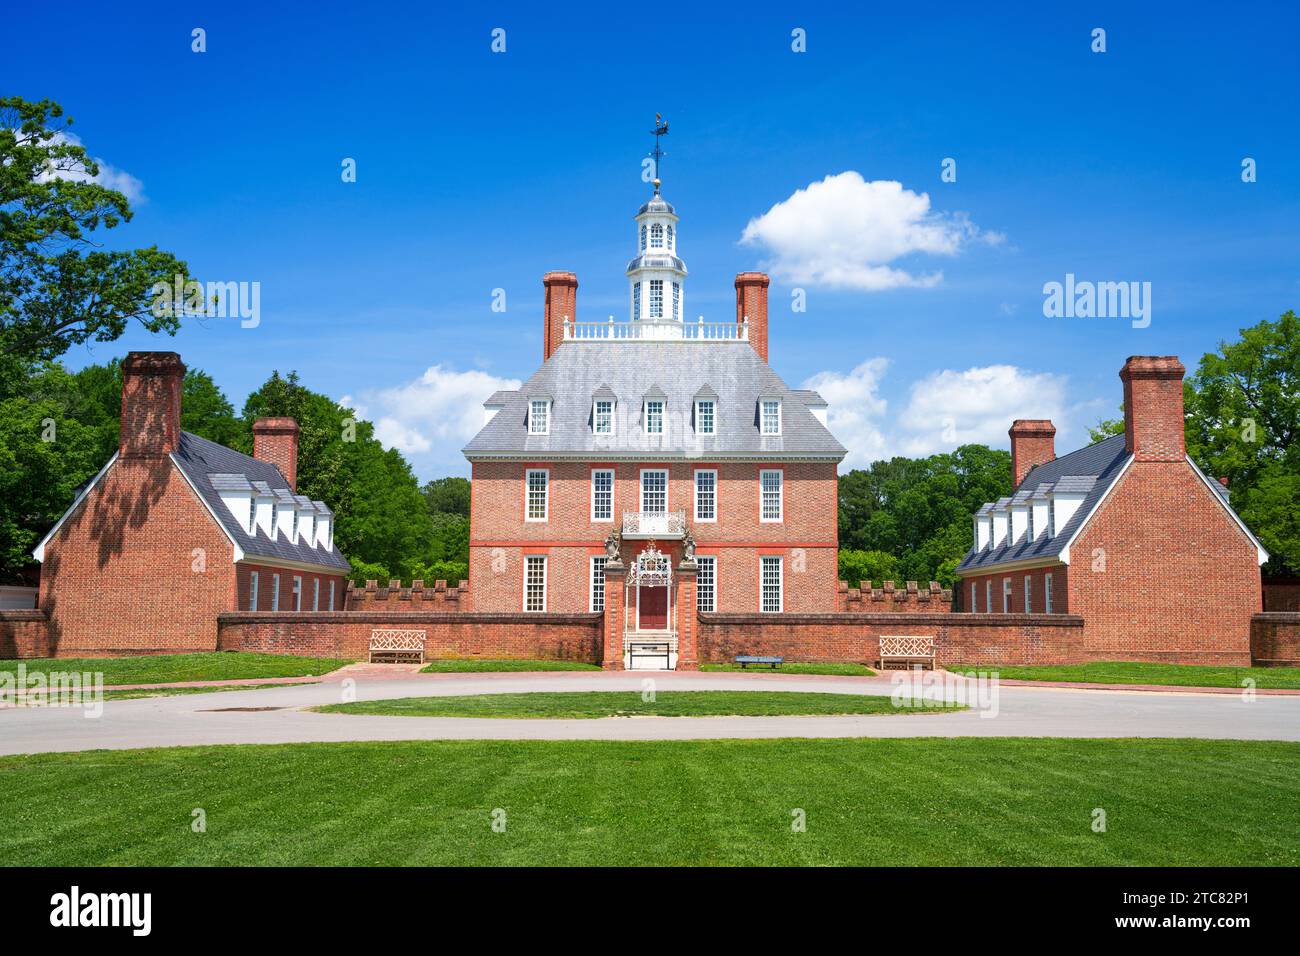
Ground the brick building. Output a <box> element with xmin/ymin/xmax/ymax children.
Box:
<box><xmin>463</xmin><ymin>181</ymin><xmax>846</xmax><ymax>669</ymax></box>
<box><xmin>32</xmin><ymin>351</ymin><xmax>349</xmax><ymax>655</ymax></box>
<box><xmin>955</xmin><ymin>355</ymin><xmax>1268</xmax><ymax>664</ymax></box>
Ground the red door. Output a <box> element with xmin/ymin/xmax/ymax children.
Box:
<box><xmin>639</xmin><ymin>586</ymin><xmax>668</xmax><ymax>630</ymax></box>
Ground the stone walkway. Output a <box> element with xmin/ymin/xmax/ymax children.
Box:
<box><xmin>3</xmin><ymin>670</ymin><xmax>1299</xmax><ymax>755</ymax></box>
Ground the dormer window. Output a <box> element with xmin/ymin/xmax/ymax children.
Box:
<box><xmin>594</xmin><ymin>399</ymin><xmax>614</xmax><ymax>434</ymax></box>
<box><xmin>1047</xmin><ymin>504</ymin><xmax>1056</xmax><ymax>538</ymax></box>
<box><xmin>529</xmin><ymin>399</ymin><xmax>550</xmax><ymax>435</ymax></box>
<box><xmin>761</xmin><ymin>399</ymin><xmax>782</xmax><ymax>436</ymax></box>
<box><xmin>645</xmin><ymin>399</ymin><xmax>664</xmax><ymax>434</ymax></box>
<box><xmin>650</xmin><ymin>223</ymin><xmax>664</xmax><ymax>249</ymax></box>
<box><xmin>696</xmin><ymin>400</ymin><xmax>716</xmax><ymax>435</ymax></box>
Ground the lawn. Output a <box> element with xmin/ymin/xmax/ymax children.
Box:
<box><xmin>948</xmin><ymin>660</ymin><xmax>1300</xmax><ymax>690</ymax></box>
<box><xmin>1</xmin><ymin>738</ymin><xmax>1296</xmax><ymax>865</ymax></box>
<box><xmin>420</xmin><ymin>659</ymin><xmax>601</xmax><ymax>673</ymax></box>
<box><xmin>701</xmin><ymin>662</ymin><xmax>876</xmax><ymax>676</ymax></box>
<box><xmin>104</xmin><ymin>683</ymin><xmax>317</xmax><ymax>700</ymax></box>
<box><xmin>0</xmin><ymin>652</ymin><xmax>348</xmax><ymax>686</ymax></box>
<box><xmin>315</xmin><ymin>691</ymin><xmax>943</xmax><ymax>719</ymax></box>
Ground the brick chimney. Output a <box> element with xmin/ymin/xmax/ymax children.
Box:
<box><xmin>253</xmin><ymin>417</ymin><xmax>300</xmax><ymax>491</ymax></box>
<box><xmin>542</xmin><ymin>271</ymin><xmax>578</xmax><ymax>361</ymax></box>
<box><xmin>1120</xmin><ymin>355</ymin><xmax>1186</xmax><ymax>462</ymax></box>
<box><xmin>119</xmin><ymin>351</ymin><xmax>185</xmax><ymax>459</ymax></box>
<box><xmin>1009</xmin><ymin>419</ymin><xmax>1056</xmax><ymax>487</ymax></box>
<box><xmin>735</xmin><ymin>272</ymin><xmax>770</xmax><ymax>362</ymax></box>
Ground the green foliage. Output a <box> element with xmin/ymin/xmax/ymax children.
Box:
<box><xmin>399</xmin><ymin>559</ymin><xmax>469</xmax><ymax>586</ymax></box>
<box><xmin>241</xmin><ymin>371</ymin><xmax>434</xmax><ymax>574</ymax></box>
<box><xmin>0</xmin><ymin>97</ymin><xmax>192</xmax><ymax>395</ymax></box>
<box><xmin>422</xmin><ymin>476</ymin><xmax>470</xmax><ymax>517</ymax></box>
<box><xmin>837</xmin><ymin>444</ymin><xmax>1013</xmax><ymax>585</ymax></box>
<box><xmin>1185</xmin><ymin>311</ymin><xmax>1300</xmax><ymax>573</ymax></box>
<box><xmin>1088</xmin><ymin>407</ymin><xmax>1125</xmax><ymax>444</ymax></box>
<box><xmin>346</xmin><ymin>559</ymin><xmax>391</xmax><ymax>587</ymax></box>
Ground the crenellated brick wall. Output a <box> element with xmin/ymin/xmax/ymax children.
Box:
<box><xmin>345</xmin><ymin>579</ymin><xmax>470</xmax><ymax>611</ymax></box>
<box><xmin>0</xmin><ymin>610</ymin><xmax>51</xmax><ymax>658</ymax></box>
<box><xmin>837</xmin><ymin>580</ymin><xmax>953</xmax><ymax>612</ymax></box>
<box><xmin>217</xmin><ymin>610</ymin><xmax>600</xmax><ymax>661</ymax></box>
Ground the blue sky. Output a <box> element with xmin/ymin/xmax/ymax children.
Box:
<box><xmin>8</xmin><ymin>0</ymin><xmax>1298</xmax><ymax>478</ymax></box>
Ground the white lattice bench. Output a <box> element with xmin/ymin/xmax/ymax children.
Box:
<box><xmin>369</xmin><ymin>628</ymin><xmax>426</xmax><ymax>664</ymax></box>
<box><xmin>879</xmin><ymin>635</ymin><xmax>935</xmax><ymax>670</ymax></box>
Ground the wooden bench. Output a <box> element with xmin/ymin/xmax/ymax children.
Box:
<box><xmin>878</xmin><ymin>635</ymin><xmax>935</xmax><ymax>670</ymax></box>
<box><xmin>735</xmin><ymin>655</ymin><xmax>784</xmax><ymax>670</ymax></box>
<box><xmin>369</xmin><ymin>628</ymin><xmax>426</xmax><ymax>664</ymax></box>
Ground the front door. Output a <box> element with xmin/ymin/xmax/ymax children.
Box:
<box><xmin>638</xmin><ymin>585</ymin><xmax>668</xmax><ymax>630</ymax></box>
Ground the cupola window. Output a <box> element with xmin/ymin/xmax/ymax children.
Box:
<box><xmin>650</xmin><ymin>223</ymin><xmax>664</xmax><ymax>249</ymax></box>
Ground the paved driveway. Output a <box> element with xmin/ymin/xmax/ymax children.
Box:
<box><xmin>2</xmin><ymin>671</ymin><xmax>1298</xmax><ymax>755</ymax></box>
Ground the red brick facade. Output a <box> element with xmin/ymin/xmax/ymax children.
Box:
<box><xmin>838</xmin><ymin>580</ymin><xmax>954</xmax><ymax>611</ymax></box>
<box><xmin>1009</xmin><ymin>419</ymin><xmax>1055</xmax><ymax>487</ymax></box>
<box><xmin>252</xmin><ymin>417</ymin><xmax>300</xmax><ymax>491</ymax></box>
<box><xmin>735</xmin><ymin>272</ymin><xmax>770</xmax><ymax>362</ymax></box>
<box><xmin>1249</xmin><ymin>613</ymin><xmax>1300</xmax><ymax>666</ymax></box>
<box><xmin>469</xmin><ymin>458</ymin><xmax>839</xmax><ymax>616</ymax></box>
<box><xmin>542</xmin><ymin>271</ymin><xmax>578</xmax><ymax>362</ymax></box>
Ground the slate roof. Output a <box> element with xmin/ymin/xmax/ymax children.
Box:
<box><xmin>172</xmin><ymin>431</ymin><xmax>350</xmax><ymax>572</ymax></box>
<box><xmin>956</xmin><ymin>434</ymin><xmax>1129</xmax><ymax>573</ymax></box>
<box><xmin>463</xmin><ymin>341</ymin><xmax>846</xmax><ymax>460</ymax></box>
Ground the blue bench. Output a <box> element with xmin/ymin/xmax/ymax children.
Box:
<box><xmin>735</xmin><ymin>655</ymin><xmax>784</xmax><ymax>670</ymax></box>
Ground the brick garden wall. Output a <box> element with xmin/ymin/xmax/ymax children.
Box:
<box><xmin>698</xmin><ymin>612</ymin><xmax>1087</xmax><ymax>666</ymax></box>
<box><xmin>216</xmin><ymin>610</ymin><xmax>603</xmax><ymax>661</ymax></box>
<box><xmin>1249</xmin><ymin>613</ymin><xmax>1300</xmax><ymax>666</ymax></box>
<box><xmin>0</xmin><ymin>610</ymin><xmax>51</xmax><ymax>658</ymax></box>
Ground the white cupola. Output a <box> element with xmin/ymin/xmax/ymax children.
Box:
<box><xmin>627</xmin><ymin>117</ymin><xmax>687</xmax><ymax>323</ymax></box>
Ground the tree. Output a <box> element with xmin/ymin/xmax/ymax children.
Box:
<box><xmin>0</xmin><ymin>98</ymin><xmax>192</xmax><ymax>395</ymax></box>
<box><xmin>241</xmin><ymin>371</ymin><xmax>434</xmax><ymax>574</ymax></box>
<box><xmin>422</xmin><ymin>476</ymin><xmax>470</xmax><ymax>517</ymax></box>
<box><xmin>1185</xmin><ymin>311</ymin><xmax>1300</xmax><ymax>573</ymax></box>
<box><xmin>1088</xmin><ymin>406</ymin><xmax>1125</xmax><ymax>443</ymax></box>
<box><xmin>836</xmin><ymin>444</ymin><xmax>1012</xmax><ymax>585</ymax></box>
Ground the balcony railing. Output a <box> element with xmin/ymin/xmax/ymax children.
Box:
<box><xmin>564</xmin><ymin>317</ymin><xmax>748</xmax><ymax>343</ymax></box>
<box><xmin>622</xmin><ymin>510</ymin><xmax>687</xmax><ymax>538</ymax></box>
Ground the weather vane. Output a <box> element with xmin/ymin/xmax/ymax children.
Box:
<box><xmin>650</xmin><ymin>113</ymin><xmax>669</xmax><ymax>194</ymax></box>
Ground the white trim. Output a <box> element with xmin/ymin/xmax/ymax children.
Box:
<box><xmin>1059</xmin><ymin>454</ymin><xmax>1134</xmax><ymax>566</ymax></box>
<box><xmin>759</xmin><ymin>468</ymin><xmax>783</xmax><ymax>523</ymax></box>
<box><xmin>760</xmin><ymin>398</ymin><xmax>782</xmax><ymax>436</ymax></box>
<box><xmin>589</xmin><ymin>555</ymin><xmax>607</xmax><ymax>613</ymax></box>
<box><xmin>525</xmin><ymin>468</ymin><xmax>550</xmax><ymax>522</ymax></box>
<box><xmin>1045</xmin><ymin>572</ymin><xmax>1054</xmax><ymax>613</ymax></box>
<box><xmin>1002</xmin><ymin>577</ymin><xmax>1012</xmax><ymax>613</ymax></box>
<box><xmin>760</xmin><ymin>554</ymin><xmax>783</xmax><ymax>612</ymax></box>
<box><xmin>1185</xmin><ymin>456</ymin><xmax>1271</xmax><ymax>565</ymax></box>
<box><xmin>639</xmin><ymin>468</ymin><xmax>669</xmax><ymax>512</ymax></box>
<box><xmin>528</xmin><ymin>399</ymin><xmax>551</xmax><ymax>435</ymax></box>
<box><xmin>696</xmin><ymin>555</ymin><xmax>716</xmax><ymax>613</ymax></box>
<box><xmin>1023</xmin><ymin>574</ymin><xmax>1032</xmax><ymax>614</ymax></box>
<box><xmin>693</xmin><ymin>468</ymin><xmax>717</xmax><ymax>522</ymax></box>
<box><xmin>643</xmin><ymin>399</ymin><xmax>665</xmax><ymax>435</ymax></box>
<box><xmin>32</xmin><ymin>452</ymin><xmax>121</xmax><ymax>562</ymax></box>
<box><xmin>592</xmin><ymin>398</ymin><xmax>615</xmax><ymax>435</ymax></box>
<box><xmin>590</xmin><ymin>467</ymin><xmax>614</xmax><ymax>522</ymax></box>
<box><xmin>523</xmin><ymin>554</ymin><xmax>547</xmax><ymax>612</ymax></box>
<box><xmin>695</xmin><ymin>399</ymin><xmax>716</xmax><ymax>435</ymax></box>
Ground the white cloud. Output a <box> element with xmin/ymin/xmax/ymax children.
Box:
<box><xmin>740</xmin><ymin>171</ymin><xmax>999</xmax><ymax>291</ymax></box>
<box><xmin>801</xmin><ymin>359</ymin><xmax>892</xmax><ymax>469</ymax></box>
<box><xmin>347</xmin><ymin>364</ymin><xmax>521</xmax><ymax>477</ymax></box>
<box><xmin>804</xmin><ymin>360</ymin><xmax>1069</xmax><ymax>468</ymax></box>
<box><xmin>35</xmin><ymin>131</ymin><xmax>146</xmax><ymax>205</ymax></box>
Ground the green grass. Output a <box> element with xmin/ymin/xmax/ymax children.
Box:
<box><xmin>316</xmin><ymin>690</ymin><xmax>946</xmax><ymax>719</ymax></box>
<box><xmin>420</xmin><ymin>658</ymin><xmax>601</xmax><ymax>673</ymax></box>
<box><xmin>949</xmin><ymin>660</ymin><xmax>1300</xmax><ymax>690</ymax></box>
<box><xmin>0</xmin><ymin>652</ymin><xmax>348</xmax><ymax>686</ymax></box>
<box><xmin>701</xmin><ymin>662</ymin><xmax>876</xmax><ymax>676</ymax></box>
<box><xmin>2</xmin><ymin>738</ymin><xmax>1296</xmax><ymax>865</ymax></box>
